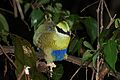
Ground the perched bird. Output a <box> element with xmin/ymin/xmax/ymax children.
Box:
<box><xmin>33</xmin><ymin>20</ymin><xmax>71</xmax><ymax>72</ymax></box>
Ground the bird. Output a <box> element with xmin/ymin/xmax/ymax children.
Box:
<box><xmin>33</xmin><ymin>20</ymin><xmax>71</xmax><ymax>75</ymax></box>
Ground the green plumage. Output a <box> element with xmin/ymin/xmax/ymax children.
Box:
<box><xmin>33</xmin><ymin>21</ymin><xmax>70</xmax><ymax>63</ymax></box>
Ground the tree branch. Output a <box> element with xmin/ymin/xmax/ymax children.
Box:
<box><xmin>0</xmin><ymin>46</ymin><xmax>90</xmax><ymax>67</ymax></box>
<box><xmin>1</xmin><ymin>46</ymin><xmax>120</xmax><ymax>79</ymax></box>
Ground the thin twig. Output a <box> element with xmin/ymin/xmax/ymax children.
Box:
<box><xmin>17</xmin><ymin>68</ymin><xmax>25</xmax><ymax>80</ymax></box>
<box><xmin>0</xmin><ymin>45</ymin><xmax>17</xmax><ymax>69</ymax></box>
<box><xmin>96</xmin><ymin>0</ymin><xmax>102</xmax><ymax>79</ymax></box>
<box><xmin>100</xmin><ymin>0</ymin><xmax>104</xmax><ymax>33</ymax></box>
<box><xmin>4</xmin><ymin>59</ymin><xmax>7</xmax><ymax>78</ymax></box>
<box><xmin>91</xmin><ymin>68</ymin><xmax>95</xmax><ymax>80</ymax></box>
<box><xmin>69</xmin><ymin>60</ymin><xmax>93</xmax><ymax>80</ymax></box>
<box><xmin>0</xmin><ymin>8</ymin><xmax>13</xmax><ymax>15</ymax></box>
<box><xmin>70</xmin><ymin>66</ymin><xmax>82</xmax><ymax>80</ymax></box>
<box><xmin>96</xmin><ymin>56</ymin><xmax>100</xmax><ymax>80</ymax></box>
<box><xmin>0</xmin><ymin>46</ymin><xmax>14</xmax><ymax>55</ymax></box>
<box><xmin>96</xmin><ymin>1</ymin><xmax>100</xmax><ymax>79</ymax></box>
<box><xmin>22</xmin><ymin>20</ymin><xmax>31</xmax><ymax>31</ymax></box>
<box><xmin>86</xmin><ymin>67</ymin><xmax>88</xmax><ymax>80</ymax></box>
<box><xmin>25</xmin><ymin>74</ymin><xmax>31</xmax><ymax>80</ymax></box>
<box><xmin>96</xmin><ymin>0</ymin><xmax>101</xmax><ymax>42</ymax></box>
<box><xmin>106</xmin><ymin>14</ymin><xmax>117</xmax><ymax>29</ymax></box>
<box><xmin>0</xmin><ymin>7</ymin><xmax>30</xmax><ymax>31</ymax></box>
<box><xmin>103</xmin><ymin>1</ymin><xmax>112</xmax><ymax>19</ymax></box>
<box><xmin>15</xmin><ymin>0</ymin><xmax>24</xmax><ymax>19</ymax></box>
<box><xmin>103</xmin><ymin>0</ymin><xmax>117</xmax><ymax>29</ymax></box>
<box><xmin>9</xmin><ymin>0</ymin><xmax>14</xmax><ymax>8</ymax></box>
<box><xmin>80</xmin><ymin>0</ymin><xmax>99</xmax><ymax>13</ymax></box>
<box><xmin>12</xmin><ymin>0</ymin><xmax>18</xmax><ymax>18</ymax></box>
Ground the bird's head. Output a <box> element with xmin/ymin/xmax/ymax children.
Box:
<box><xmin>55</xmin><ymin>21</ymin><xmax>71</xmax><ymax>36</ymax></box>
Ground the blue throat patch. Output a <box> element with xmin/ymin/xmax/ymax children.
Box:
<box><xmin>51</xmin><ymin>48</ymin><xmax>67</xmax><ymax>61</ymax></box>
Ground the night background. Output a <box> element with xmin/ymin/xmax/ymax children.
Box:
<box><xmin>0</xmin><ymin>0</ymin><xmax>120</xmax><ymax>80</ymax></box>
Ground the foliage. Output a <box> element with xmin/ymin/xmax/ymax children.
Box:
<box><xmin>81</xmin><ymin>17</ymin><xmax>97</xmax><ymax>44</ymax></box>
<box><xmin>0</xmin><ymin>0</ymin><xmax>120</xmax><ymax>80</ymax></box>
<box><xmin>0</xmin><ymin>13</ymin><xmax>9</xmax><ymax>44</ymax></box>
<box><xmin>103</xmin><ymin>39</ymin><xmax>117</xmax><ymax>71</ymax></box>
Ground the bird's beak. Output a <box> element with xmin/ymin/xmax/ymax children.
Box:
<box><xmin>67</xmin><ymin>31</ymin><xmax>71</xmax><ymax>36</ymax></box>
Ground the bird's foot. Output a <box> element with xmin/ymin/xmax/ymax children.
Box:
<box><xmin>47</xmin><ymin>62</ymin><xmax>56</xmax><ymax>68</ymax></box>
<box><xmin>46</xmin><ymin>62</ymin><xmax>56</xmax><ymax>77</ymax></box>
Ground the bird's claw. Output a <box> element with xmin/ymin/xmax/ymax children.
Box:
<box><xmin>46</xmin><ymin>62</ymin><xmax>56</xmax><ymax>77</ymax></box>
<box><xmin>47</xmin><ymin>62</ymin><xmax>56</xmax><ymax>68</ymax></box>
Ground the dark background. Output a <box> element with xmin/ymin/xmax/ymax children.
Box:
<box><xmin>0</xmin><ymin>0</ymin><xmax>120</xmax><ymax>80</ymax></box>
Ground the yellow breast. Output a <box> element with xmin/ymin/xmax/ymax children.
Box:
<box><xmin>37</xmin><ymin>31</ymin><xmax>70</xmax><ymax>50</ymax></box>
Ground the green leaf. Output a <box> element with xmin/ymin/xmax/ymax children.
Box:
<box><xmin>11</xmin><ymin>35</ymin><xmax>47</xmax><ymax>79</ymax></box>
<box><xmin>24</xmin><ymin>3</ymin><xmax>31</xmax><ymax>13</ymax></box>
<box><xmin>38</xmin><ymin>0</ymin><xmax>50</xmax><ymax>4</ymax></box>
<box><xmin>68</xmin><ymin>38</ymin><xmax>79</xmax><ymax>53</ymax></box>
<box><xmin>68</xmin><ymin>37</ymin><xmax>84</xmax><ymax>56</ymax></box>
<box><xmin>30</xmin><ymin>9</ymin><xmax>44</xmax><ymax>30</ymax></box>
<box><xmin>10</xmin><ymin>35</ymin><xmax>37</xmax><ymax>79</ymax></box>
<box><xmin>92</xmin><ymin>52</ymin><xmax>99</xmax><ymax>68</ymax></box>
<box><xmin>52</xmin><ymin>64</ymin><xmax>64</xmax><ymax>80</ymax></box>
<box><xmin>11</xmin><ymin>35</ymin><xmax>25</xmax><ymax>79</ymax></box>
<box><xmin>0</xmin><ymin>14</ymin><xmax>9</xmax><ymax>32</ymax></box>
<box><xmin>116</xmin><ymin>38</ymin><xmax>120</xmax><ymax>51</ymax></box>
<box><xmin>67</xmin><ymin>15</ymin><xmax>80</xmax><ymax>22</ymax></box>
<box><xmin>77</xmin><ymin>39</ymin><xmax>84</xmax><ymax>56</ymax></box>
<box><xmin>115</xmin><ymin>18</ymin><xmax>120</xmax><ymax>28</ymax></box>
<box><xmin>68</xmin><ymin>38</ymin><xmax>83</xmax><ymax>55</ymax></box>
<box><xmin>82</xmin><ymin>50</ymin><xmax>93</xmax><ymax>61</ymax></box>
<box><xmin>103</xmin><ymin>40</ymin><xmax>117</xmax><ymax>71</ymax></box>
<box><xmin>46</xmin><ymin>5</ymin><xmax>54</xmax><ymax>12</ymax></box>
<box><xmin>83</xmin><ymin>41</ymin><xmax>93</xmax><ymax>50</ymax></box>
<box><xmin>55</xmin><ymin>3</ymin><xmax>62</xmax><ymax>10</ymax></box>
<box><xmin>67</xmin><ymin>15</ymin><xmax>80</xmax><ymax>29</ymax></box>
<box><xmin>66</xmin><ymin>20</ymin><xmax>73</xmax><ymax>29</ymax></box>
<box><xmin>81</xmin><ymin>17</ymin><xmax>97</xmax><ymax>43</ymax></box>
<box><xmin>52</xmin><ymin>13</ymin><xmax>61</xmax><ymax>23</ymax></box>
<box><xmin>0</xmin><ymin>14</ymin><xmax>9</xmax><ymax>44</ymax></box>
<box><xmin>51</xmin><ymin>3</ymin><xmax>63</xmax><ymax>23</ymax></box>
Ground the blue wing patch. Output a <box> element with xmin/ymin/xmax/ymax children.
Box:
<box><xmin>51</xmin><ymin>48</ymin><xmax>67</xmax><ymax>61</ymax></box>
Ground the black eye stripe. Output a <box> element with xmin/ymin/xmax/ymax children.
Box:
<box><xmin>56</xmin><ymin>26</ymin><xmax>66</xmax><ymax>34</ymax></box>
<box><xmin>56</xmin><ymin>26</ymin><xmax>70</xmax><ymax>35</ymax></box>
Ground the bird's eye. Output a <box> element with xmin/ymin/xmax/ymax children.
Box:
<box><xmin>48</xmin><ymin>25</ymin><xmax>53</xmax><ymax>31</ymax></box>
